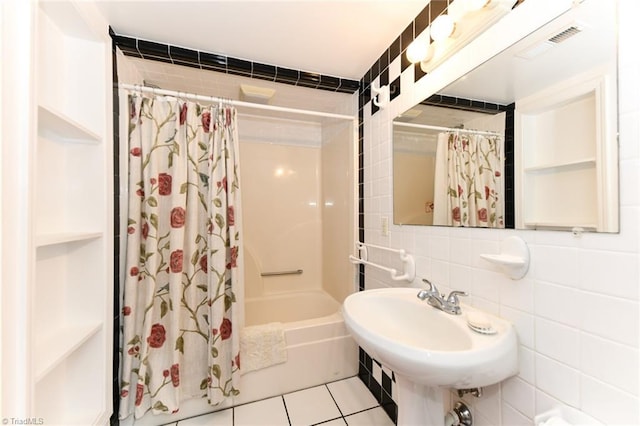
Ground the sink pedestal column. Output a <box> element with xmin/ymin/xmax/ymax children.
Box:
<box><xmin>396</xmin><ymin>375</ymin><xmax>445</xmax><ymax>426</ymax></box>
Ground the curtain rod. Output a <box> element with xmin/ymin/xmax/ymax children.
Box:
<box><xmin>119</xmin><ymin>83</ymin><xmax>355</xmax><ymax>121</ymax></box>
<box><xmin>393</xmin><ymin>121</ymin><xmax>501</xmax><ymax>136</ymax></box>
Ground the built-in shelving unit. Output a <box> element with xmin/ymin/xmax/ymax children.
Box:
<box><xmin>515</xmin><ymin>68</ymin><xmax>618</xmax><ymax>232</ymax></box>
<box><xmin>31</xmin><ymin>1</ymin><xmax>113</xmax><ymax>424</ymax></box>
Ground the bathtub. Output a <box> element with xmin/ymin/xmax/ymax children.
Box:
<box><xmin>238</xmin><ymin>289</ymin><xmax>358</xmax><ymax>402</ymax></box>
<box><xmin>245</xmin><ymin>289</ymin><xmax>342</xmax><ymax>325</ymax></box>
<box><xmin>124</xmin><ymin>289</ymin><xmax>358</xmax><ymax>426</ymax></box>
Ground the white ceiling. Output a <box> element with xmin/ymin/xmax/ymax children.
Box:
<box><xmin>96</xmin><ymin>0</ymin><xmax>429</xmax><ymax>80</ymax></box>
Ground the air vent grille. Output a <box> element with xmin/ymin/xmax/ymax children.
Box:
<box><xmin>548</xmin><ymin>25</ymin><xmax>582</xmax><ymax>44</ymax></box>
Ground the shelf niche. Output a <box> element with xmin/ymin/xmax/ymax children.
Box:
<box><xmin>515</xmin><ymin>68</ymin><xmax>618</xmax><ymax>232</ymax></box>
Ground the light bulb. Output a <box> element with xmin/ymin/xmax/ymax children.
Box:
<box><xmin>430</xmin><ymin>14</ymin><xmax>455</xmax><ymax>42</ymax></box>
<box><xmin>406</xmin><ymin>39</ymin><xmax>430</xmax><ymax>63</ymax></box>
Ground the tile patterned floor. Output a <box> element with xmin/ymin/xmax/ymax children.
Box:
<box><xmin>166</xmin><ymin>376</ymin><xmax>395</xmax><ymax>426</ymax></box>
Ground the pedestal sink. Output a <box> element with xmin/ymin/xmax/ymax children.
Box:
<box><xmin>342</xmin><ymin>287</ymin><xmax>518</xmax><ymax>426</ymax></box>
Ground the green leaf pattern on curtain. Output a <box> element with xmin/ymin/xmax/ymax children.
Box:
<box><xmin>445</xmin><ymin>132</ymin><xmax>504</xmax><ymax>228</ymax></box>
<box><xmin>120</xmin><ymin>95</ymin><xmax>242</xmax><ymax>419</ymax></box>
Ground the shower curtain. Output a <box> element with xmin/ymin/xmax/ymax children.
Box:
<box><xmin>119</xmin><ymin>94</ymin><xmax>244</xmax><ymax>419</ymax></box>
<box><xmin>433</xmin><ymin>131</ymin><xmax>504</xmax><ymax>228</ymax></box>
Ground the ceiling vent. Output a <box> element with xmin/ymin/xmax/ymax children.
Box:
<box><xmin>547</xmin><ymin>25</ymin><xmax>583</xmax><ymax>44</ymax></box>
<box><xmin>516</xmin><ymin>23</ymin><xmax>583</xmax><ymax>60</ymax></box>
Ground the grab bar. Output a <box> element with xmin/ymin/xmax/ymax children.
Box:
<box><xmin>349</xmin><ymin>241</ymin><xmax>415</xmax><ymax>282</ymax></box>
<box><xmin>356</xmin><ymin>241</ymin><xmax>406</xmax><ymax>255</ymax></box>
<box><xmin>260</xmin><ymin>269</ymin><xmax>303</xmax><ymax>277</ymax></box>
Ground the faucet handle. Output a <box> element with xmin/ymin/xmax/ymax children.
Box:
<box><xmin>446</xmin><ymin>290</ymin><xmax>468</xmax><ymax>305</ymax></box>
<box><xmin>421</xmin><ymin>278</ymin><xmax>438</xmax><ymax>294</ymax></box>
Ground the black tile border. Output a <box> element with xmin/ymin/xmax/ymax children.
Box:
<box><xmin>112</xmin><ymin>33</ymin><xmax>360</xmax><ymax>94</ymax></box>
<box><xmin>109</xmin><ymin>26</ymin><xmax>121</xmax><ymax>426</ymax></box>
<box><xmin>421</xmin><ymin>94</ymin><xmax>510</xmax><ymax>114</ymax></box>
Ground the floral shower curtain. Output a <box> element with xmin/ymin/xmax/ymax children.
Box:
<box><xmin>119</xmin><ymin>94</ymin><xmax>243</xmax><ymax>419</ymax></box>
<box><xmin>434</xmin><ymin>131</ymin><xmax>504</xmax><ymax>228</ymax></box>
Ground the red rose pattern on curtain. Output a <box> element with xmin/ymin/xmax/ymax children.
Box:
<box><xmin>120</xmin><ymin>95</ymin><xmax>243</xmax><ymax>419</ymax></box>
<box><xmin>443</xmin><ymin>132</ymin><xmax>504</xmax><ymax>228</ymax></box>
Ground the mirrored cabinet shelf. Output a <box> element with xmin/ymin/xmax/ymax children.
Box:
<box><xmin>523</xmin><ymin>158</ymin><xmax>596</xmax><ymax>173</ymax></box>
<box><xmin>516</xmin><ymin>68</ymin><xmax>617</xmax><ymax>232</ymax></box>
<box><xmin>522</xmin><ymin>222</ymin><xmax>597</xmax><ymax>231</ymax></box>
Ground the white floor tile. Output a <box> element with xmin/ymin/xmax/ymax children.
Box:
<box><xmin>344</xmin><ymin>407</ymin><xmax>394</xmax><ymax>426</ymax></box>
<box><xmin>327</xmin><ymin>377</ymin><xmax>379</xmax><ymax>416</ymax></box>
<box><xmin>178</xmin><ymin>408</ymin><xmax>232</xmax><ymax>426</ymax></box>
<box><xmin>284</xmin><ymin>385</ymin><xmax>342</xmax><ymax>426</ymax></box>
<box><xmin>319</xmin><ymin>419</ymin><xmax>348</xmax><ymax>426</ymax></box>
<box><xmin>234</xmin><ymin>397</ymin><xmax>290</xmax><ymax>426</ymax></box>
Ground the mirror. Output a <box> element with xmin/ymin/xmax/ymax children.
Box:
<box><xmin>393</xmin><ymin>0</ymin><xmax>618</xmax><ymax>232</ymax></box>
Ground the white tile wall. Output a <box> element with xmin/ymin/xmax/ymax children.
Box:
<box><xmin>361</xmin><ymin>1</ymin><xmax>640</xmax><ymax>424</ymax></box>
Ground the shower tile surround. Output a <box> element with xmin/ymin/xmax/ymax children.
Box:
<box><xmin>112</xmin><ymin>32</ymin><xmax>359</xmax><ymax>425</ymax></box>
<box><xmin>358</xmin><ymin>1</ymin><xmax>640</xmax><ymax>426</ymax></box>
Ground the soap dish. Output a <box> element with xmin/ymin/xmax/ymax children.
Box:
<box><xmin>467</xmin><ymin>311</ymin><xmax>497</xmax><ymax>335</ymax></box>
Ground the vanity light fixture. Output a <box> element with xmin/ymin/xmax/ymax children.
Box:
<box><xmin>406</xmin><ymin>0</ymin><xmax>517</xmax><ymax>73</ymax></box>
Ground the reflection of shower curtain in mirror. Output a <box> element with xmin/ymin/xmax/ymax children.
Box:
<box><xmin>433</xmin><ymin>131</ymin><xmax>504</xmax><ymax>228</ymax></box>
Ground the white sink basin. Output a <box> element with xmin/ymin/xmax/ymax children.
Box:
<box><xmin>342</xmin><ymin>287</ymin><xmax>518</xmax><ymax>425</ymax></box>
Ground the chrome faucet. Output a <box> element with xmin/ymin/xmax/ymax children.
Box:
<box><xmin>417</xmin><ymin>279</ymin><xmax>467</xmax><ymax>315</ymax></box>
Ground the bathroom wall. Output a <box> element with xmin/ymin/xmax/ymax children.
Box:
<box><xmin>359</xmin><ymin>1</ymin><xmax>639</xmax><ymax>425</ymax></box>
<box><xmin>240</xmin><ymin>115</ymin><xmax>323</xmax><ymax>297</ymax></box>
<box><xmin>321</xmin><ymin>120</ymin><xmax>357</xmax><ymax>303</ymax></box>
